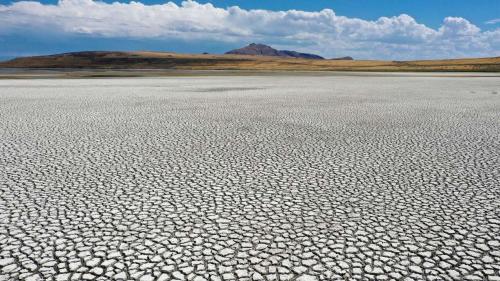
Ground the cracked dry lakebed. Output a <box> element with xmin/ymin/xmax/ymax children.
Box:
<box><xmin>0</xmin><ymin>75</ymin><xmax>499</xmax><ymax>281</ymax></box>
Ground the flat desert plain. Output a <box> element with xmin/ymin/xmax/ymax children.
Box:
<box><xmin>0</xmin><ymin>74</ymin><xmax>499</xmax><ymax>281</ymax></box>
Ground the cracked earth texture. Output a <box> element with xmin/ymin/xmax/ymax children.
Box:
<box><xmin>0</xmin><ymin>76</ymin><xmax>499</xmax><ymax>281</ymax></box>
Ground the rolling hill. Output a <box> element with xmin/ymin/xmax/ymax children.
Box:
<box><xmin>0</xmin><ymin>51</ymin><xmax>499</xmax><ymax>72</ymax></box>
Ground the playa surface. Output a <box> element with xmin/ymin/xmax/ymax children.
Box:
<box><xmin>1</xmin><ymin>75</ymin><xmax>499</xmax><ymax>281</ymax></box>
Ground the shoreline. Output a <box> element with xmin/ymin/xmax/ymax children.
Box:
<box><xmin>1</xmin><ymin>68</ymin><xmax>500</xmax><ymax>79</ymax></box>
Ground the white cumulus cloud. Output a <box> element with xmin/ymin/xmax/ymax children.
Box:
<box><xmin>0</xmin><ymin>0</ymin><xmax>499</xmax><ymax>59</ymax></box>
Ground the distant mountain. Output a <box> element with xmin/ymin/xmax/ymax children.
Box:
<box><xmin>226</xmin><ymin>43</ymin><xmax>325</xmax><ymax>60</ymax></box>
<box><xmin>331</xmin><ymin>56</ymin><xmax>354</xmax><ymax>61</ymax></box>
<box><xmin>1</xmin><ymin>51</ymin><xmax>498</xmax><ymax>72</ymax></box>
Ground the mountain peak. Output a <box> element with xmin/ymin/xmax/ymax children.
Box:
<box><xmin>225</xmin><ymin>43</ymin><xmax>324</xmax><ymax>60</ymax></box>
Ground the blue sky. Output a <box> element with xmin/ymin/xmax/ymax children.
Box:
<box><xmin>0</xmin><ymin>0</ymin><xmax>499</xmax><ymax>60</ymax></box>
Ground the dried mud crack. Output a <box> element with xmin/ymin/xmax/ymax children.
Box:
<box><xmin>0</xmin><ymin>76</ymin><xmax>499</xmax><ymax>281</ymax></box>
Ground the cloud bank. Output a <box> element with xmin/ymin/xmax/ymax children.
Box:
<box><xmin>0</xmin><ymin>0</ymin><xmax>499</xmax><ymax>59</ymax></box>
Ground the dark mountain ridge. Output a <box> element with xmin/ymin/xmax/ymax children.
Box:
<box><xmin>1</xmin><ymin>50</ymin><xmax>498</xmax><ymax>72</ymax></box>
<box><xmin>226</xmin><ymin>43</ymin><xmax>326</xmax><ymax>60</ymax></box>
